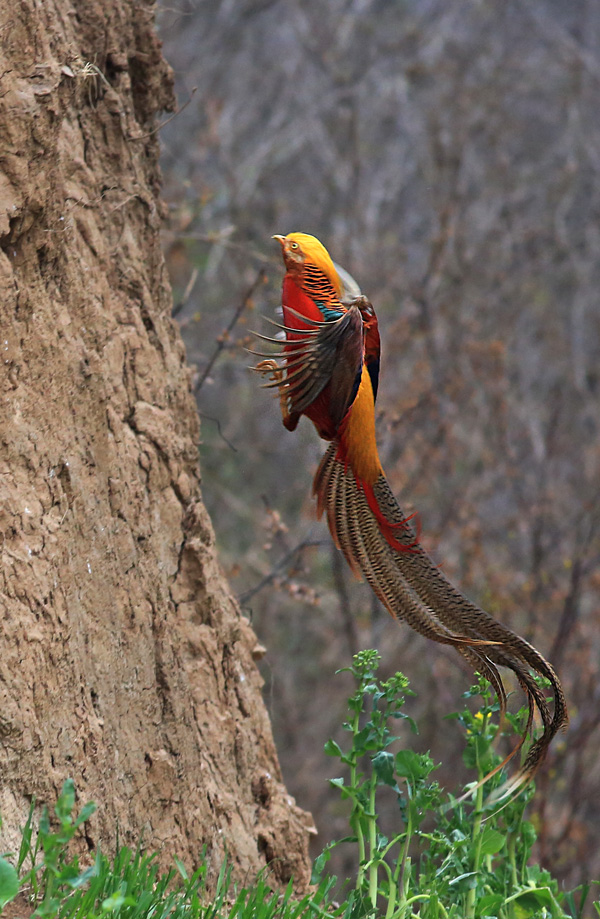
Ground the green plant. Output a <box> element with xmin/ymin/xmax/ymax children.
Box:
<box><xmin>0</xmin><ymin>780</ymin><xmax>339</xmax><ymax>919</ymax></box>
<box><xmin>15</xmin><ymin>779</ymin><xmax>98</xmax><ymax>916</ymax></box>
<box><xmin>315</xmin><ymin>650</ymin><xmax>596</xmax><ymax>919</ymax></box>
<box><xmin>0</xmin><ymin>815</ymin><xmax>19</xmax><ymax>911</ymax></box>
<box><xmin>1</xmin><ymin>661</ymin><xmax>598</xmax><ymax>919</ymax></box>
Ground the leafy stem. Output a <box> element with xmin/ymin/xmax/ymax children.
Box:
<box><xmin>316</xmin><ymin>652</ymin><xmax>582</xmax><ymax>919</ymax></box>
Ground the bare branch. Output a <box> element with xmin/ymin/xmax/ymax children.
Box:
<box><xmin>194</xmin><ymin>268</ymin><xmax>266</xmax><ymax>394</ymax></box>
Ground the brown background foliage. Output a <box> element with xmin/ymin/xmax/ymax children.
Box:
<box><xmin>158</xmin><ymin>0</ymin><xmax>600</xmax><ymax>890</ymax></box>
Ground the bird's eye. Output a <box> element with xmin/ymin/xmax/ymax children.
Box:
<box><xmin>289</xmin><ymin>242</ymin><xmax>299</xmax><ymax>250</ymax></box>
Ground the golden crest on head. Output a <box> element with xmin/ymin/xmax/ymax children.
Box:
<box><xmin>273</xmin><ymin>232</ymin><xmax>343</xmax><ymax>298</ymax></box>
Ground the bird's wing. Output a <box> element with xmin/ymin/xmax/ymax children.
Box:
<box><xmin>334</xmin><ymin>260</ymin><xmax>363</xmax><ymax>301</ymax></box>
<box><xmin>348</xmin><ymin>295</ymin><xmax>381</xmax><ymax>402</ymax></box>
<box><xmin>256</xmin><ymin>304</ymin><xmax>365</xmax><ymax>428</ymax></box>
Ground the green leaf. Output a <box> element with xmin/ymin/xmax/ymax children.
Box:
<box><xmin>477</xmin><ymin>893</ymin><xmax>504</xmax><ymax>915</ymax></box>
<box><xmin>324</xmin><ymin>739</ymin><xmax>344</xmax><ymax>758</ymax></box>
<box><xmin>17</xmin><ymin>799</ymin><xmax>36</xmax><ymax>872</ymax></box>
<box><xmin>395</xmin><ymin>749</ymin><xmax>433</xmax><ymax>783</ymax></box>
<box><xmin>520</xmin><ymin>820</ymin><xmax>538</xmax><ymax>851</ymax></box>
<box><xmin>448</xmin><ymin>871</ymin><xmax>477</xmax><ymax>886</ymax></box>
<box><xmin>66</xmin><ymin>864</ymin><xmax>98</xmax><ymax>889</ymax></box>
<box><xmin>353</xmin><ymin>725</ymin><xmax>380</xmax><ymax>752</ymax></box>
<box><xmin>330</xmin><ymin>777</ymin><xmax>361</xmax><ymax>803</ymax></box>
<box><xmin>391</xmin><ymin>711</ymin><xmax>419</xmax><ymax>734</ymax></box>
<box><xmin>508</xmin><ymin>886</ymin><xmax>556</xmax><ymax>918</ymax></box>
<box><xmin>0</xmin><ymin>857</ymin><xmax>19</xmax><ymax>908</ymax></box>
<box><xmin>478</xmin><ymin>826</ymin><xmax>505</xmax><ymax>856</ymax></box>
<box><xmin>173</xmin><ymin>855</ymin><xmax>188</xmax><ymax>880</ymax></box>
<box><xmin>101</xmin><ymin>890</ymin><xmax>136</xmax><ymax>911</ymax></box>
<box><xmin>73</xmin><ymin>801</ymin><xmax>97</xmax><ymax>829</ymax></box>
<box><xmin>311</xmin><ymin>848</ymin><xmax>332</xmax><ymax>882</ymax></box>
<box><xmin>39</xmin><ymin>806</ymin><xmax>50</xmax><ymax>837</ymax></box>
<box><xmin>372</xmin><ymin>751</ymin><xmax>395</xmax><ymax>787</ymax></box>
<box><xmin>33</xmin><ymin>896</ymin><xmax>61</xmax><ymax>917</ymax></box>
<box><xmin>55</xmin><ymin>779</ymin><xmax>75</xmax><ymax>823</ymax></box>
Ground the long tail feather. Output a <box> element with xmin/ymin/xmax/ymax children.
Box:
<box><xmin>314</xmin><ymin>446</ymin><xmax>568</xmax><ymax>792</ymax></box>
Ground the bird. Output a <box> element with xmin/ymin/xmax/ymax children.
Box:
<box><xmin>251</xmin><ymin>231</ymin><xmax>567</xmax><ymax>796</ymax></box>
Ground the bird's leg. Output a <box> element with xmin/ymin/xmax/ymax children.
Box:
<box><xmin>254</xmin><ymin>360</ymin><xmax>298</xmax><ymax>430</ymax></box>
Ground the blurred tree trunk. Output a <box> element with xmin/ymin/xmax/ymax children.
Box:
<box><xmin>0</xmin><ymin>0</ymin><xmax>311</xmax><ymax>887</ymax></box>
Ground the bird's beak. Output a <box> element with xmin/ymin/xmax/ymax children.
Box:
<box><xmin>272</xmin><ymin>234</ymin><xmax>286</xmax><ymax>249</ymax></box>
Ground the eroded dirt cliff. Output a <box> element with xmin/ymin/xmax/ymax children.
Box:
<box><xmin>0</xmin><ymin>0</ymin><xmax>311</xmax><ymax>886</ymax></box>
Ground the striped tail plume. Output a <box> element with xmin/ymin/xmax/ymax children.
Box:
<box><xmin>314</xmin><ymin>443</ymin><xmax>568</xmax><ymax>797</ymax></box>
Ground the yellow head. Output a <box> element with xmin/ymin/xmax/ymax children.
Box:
<box><xmin>273</xmin><ymin>232</ymin><xmax>342</xmax><ymax>298</ymax></box>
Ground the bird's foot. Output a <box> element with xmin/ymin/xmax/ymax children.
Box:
<box><xmin>254</xmin><ymin>359</ymin><xmax>283</xmax><ymax>384</ymax></box>
<box><xmin>253</xmin><ymin>360</ymin><xmax>296</xmax><ymax>428</ymax></box>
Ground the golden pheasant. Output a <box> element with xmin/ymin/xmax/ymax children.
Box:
<box><xmin>252</xmin><ymin>231</ymin><xmax>567</xmax><ymax>795</ymax></box>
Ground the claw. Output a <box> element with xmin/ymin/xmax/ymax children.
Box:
<box><xmin>253</xmin><ymin>359</ymin><xmax>294</xmax><ymax>428</ymax></box>
<box><xmin>254</xmin><ymin>358</ymin><xmax>280</xmax><ymax>373</ymax></box>
<box><xmin>253</xmin><ymin>359</ymin><xmax>284</xmax><ymax>387</ymax></box>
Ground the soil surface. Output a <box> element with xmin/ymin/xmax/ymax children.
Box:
<box><xmin>0</xmin><ymin>0</ymin><xmax>311</xmax><ymax>889</ymax></box>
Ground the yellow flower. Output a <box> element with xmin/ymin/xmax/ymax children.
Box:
<box><xmin>466</xmin><ymin>711</ymin><xmax>485</xmax><ymax>734</ymax></box>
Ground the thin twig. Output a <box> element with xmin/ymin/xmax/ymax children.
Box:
<box><xmin>194</xmin><ymin>267</ymin><xmax>266</xmax><ymax>394</ymax></box>
<box><xmin>238</xmin><ymin>535</ymin><xmax>323</xmax><ymax>606</ymax></box>
<box><xmin>172</xmin><ymin>267</ymin><xmax>199</xmax><ymax>318</ymax></box>
<box><xmin>135</xmin><ymin>87</ymin><xmax>198</xmax><ymax>140</ymax></box>
<box><xmin>198</xmin><ymin>411</ymin><xmax>238</xmax><ymax>452</ymax></box>
<box><xmin>160</xmin><ymin>230</ymin><xmax>278</xmax><ymax>266</ymax></box>
<box><xmin>517</xmin><ymin>2</ymin><xmax>600</xmax><ymax>82</ymax></box>
<box><xmin>548</xmin><ymin>500</ymin><xmax>600</xmax><ymax>667</ymax></box>
<box><xmin>331</xmin><ymin>546</ymin><xmax>359</xmax><ymax>656</ymax></box>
